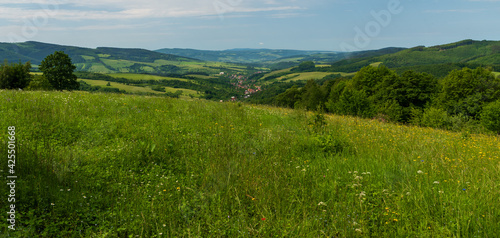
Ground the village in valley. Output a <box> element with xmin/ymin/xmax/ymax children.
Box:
<box><xmin>222</xmin><ymin>72</ymin><xmax>263</xmax><ymax>101</ymax></box>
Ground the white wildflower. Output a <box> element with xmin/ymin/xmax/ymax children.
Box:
<box><xmin>417</xmin><ymin>170</ymin><xmax>423</xmax><ymax>174</ymax></box>
<box><xmin>318</xmin><ymin>202</ymin><xmax>327</xmax><ymax>206</ymax></box>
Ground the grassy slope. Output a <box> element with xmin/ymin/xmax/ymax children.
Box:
<box><xmin>1</xmin><ymin>91</ymin><xmax>499</xmax><ymax>237</ymax></box>
<box><xmin>276</xmin><ymin>72</ymin><xmax>341</xmax><ymax>82</ymax></box>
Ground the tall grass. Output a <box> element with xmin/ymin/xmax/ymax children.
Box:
<box><xmin>0</xmin><ymin>90</ymin><xmax>499</xmax><ymax>237</ymax></box>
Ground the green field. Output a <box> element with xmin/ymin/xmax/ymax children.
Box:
<box><xmin>2</xmin><ymin>90</ymin><xmax>499</xmax><ymax>237</ymax></box>
<box><xmin>493</xmin><ymin>72</ymin><xmax>500</xmax><ymax>78</ymax></box>
<box><xmin>277</xmin><ymin>72</ymin><xmax>345</xmax><ymax>82</ymax></box>
<box><xmin>79</xmin><ymin>79</ymin><xmax>198</xmax><ymax>97</ymax></box>
<box><xmin>108</xmin><ymin>73</ymin><xmax>190</xmax><ymax>82</ymax></box>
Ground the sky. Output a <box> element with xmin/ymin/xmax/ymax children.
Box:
<box><xmin>1</xmin><ymin>0</ymin><xmax>499</xmax><ymax>51</ymax></box>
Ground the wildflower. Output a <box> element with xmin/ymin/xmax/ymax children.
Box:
<box><xmin>462</xmin><ymin>188</ymin><xmax>466</xmax><ymax>191</ymax></box>
<box><xmin>433</xmin><ymin>181</ymin><xmax>440</xmax><ymax>184</ymax></box>
<box><xmin>417</xmin><ymin>170</ymin><xmax>423</xmax><ymax>174</ymax></box>
<box><xmin>318</xmin><ymin>202</ymin><xmax>327</xmax><ymax>206</ymax></box>
<box><xmin>51</xmin><ymin>203</ymin><xmax>55</xmax><ymax>206</ymax></box>
<box><xmin>439</xmin><ymin>191</ymin><xmax>444</xmax><ymax>194</ymax></box>
<box><xmin>301</xmin><ymin>168</ymin><xmax>306</xmax><ymax>172</ymax></box>
<box><xmin>355</xmin><ymin>228</ymin><xmax>362</xmax><ymax>233</ymax></box>
<box><xmin>83</xmin><ymin>196</ymin><xmax>87</xmax><ymax>199</ymax></box>
<box><xmin>359</xmin><ymin>191</ymin><xmax>366</xmax><ymax>197</ymax></box>
<box><xmin>261</xmin><ymin>218</ymin><xmax>266</xmax><ymax>221</ymax></box>
<box><xmin>393</xmin><ymin>219</ymin><xmax>398</xmax><ymax>222</ymax></box>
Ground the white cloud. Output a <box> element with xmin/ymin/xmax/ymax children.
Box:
<box><xmin>0</xmin><ymin>0</ymin><xmax>304</xmax><ymax>21</ymax></box>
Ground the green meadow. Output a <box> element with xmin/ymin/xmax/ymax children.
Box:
<box><xmin>78</xmin><ymin>79</ymin><xmax>197</xmax><ymax>97</ymax></box>
<box><xmin>107</xmin><ymin>73</ymin><xmax>190</xmax><ymax>82</ymax></box>
<box><xmin>1</xmin><ymin>90</ymin><xmax>499</xmax><ymax>237</ymax></box>
<box><xmin>276</xmin><ymin>72</ymin><xmax>337</xmax><ymax>82</ymax></box>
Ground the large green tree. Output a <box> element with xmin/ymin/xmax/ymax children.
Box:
<box><xmin>0</xmin><ymin>60</ymin><xmax>32</xmax><ymax>89</ymax></box>
<box><xmin>39</xmin><ymin>51</ymin><xmax>79</xmax><ymax>91</ymax></box>
<box><xmin>439</xmin><ymin>67</ymin><xmax>500</xmax><ymax>118</ymax></box>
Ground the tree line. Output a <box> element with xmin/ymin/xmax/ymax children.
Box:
<box><xmin>271</xmin><ymin>65</ymin><xmax>500</xmax><ymax>134</ymax></box>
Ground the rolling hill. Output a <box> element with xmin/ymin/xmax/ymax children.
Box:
<box><xmin>328</xmin><ymin>39</ymin><xmax>500</xmax><ymax>75</ymax></box>
<box><xmin>154</xmin><ymin>47</ymin><xmax>407</xmax><ymax>66</ymax></box>
<box><xmin>154</xmin><ymin>48</ymin><xmax>335</xmax><ymax>64</ymax></box>
<box><xmin>0</xmin><ymin>41</ymin><xmax>251</xmax><ymax>75</ymax></box>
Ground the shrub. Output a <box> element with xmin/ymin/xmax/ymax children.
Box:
<box><xmin>420</xmin><ymin>107</ymin><xmax>450</xmax><ymax>129</ymax></box>
<box><xmin>26</xmin><ymin>75</ymin><xmax>54</xmax><ymax>91</ymax></box>
<box><xmin>0</xmin><ymin>60</ymin><xmax>32</xmax><ymax>89</ymax></box>
<box><xmin>331</xmin><ymin>88</ymin><xmax>374</xmax><ymax>118</ymax></box>
<box><xmin>481</xmin><ymin>100</ymin><xmax>500</xmax><ymax>134</ymax></box>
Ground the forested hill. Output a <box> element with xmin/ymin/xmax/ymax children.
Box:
<box><xmin>329</xmin><ymin>40</ymin><xmax>500</xmax><ymax>74</ymax></box>
<box><xmin>154</xmin><ymin>48</ymin><xmax>336</xmax><ymax>63</ymax></box>
<box><xmin>0</xmin><ymin>41</ymin><xmax>196</xmax><ymax>65</ymax></box>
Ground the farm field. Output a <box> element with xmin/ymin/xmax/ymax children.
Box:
<box><xmin>273</xmin><ymin>72</ymin><xmax>355</xmax><ymax>83</ymax></box>
<box><xmin>79</xmin><ymin>79</ymin><xmax>198</xmax><ymax>97</ymax></box>
<box><xmin>1</xmin><ymin>90</ymin><xmax>499</xmax><ymax>237</ymax></box>
<box><xmin>107</xmin><ymin>73</ymin><xmax>190</xmax><ymax>82</ymax></box>
<box><xmin>276</xmin><ymin>72</ymin><xmax>337</xmax><ymax>82</ymax></box>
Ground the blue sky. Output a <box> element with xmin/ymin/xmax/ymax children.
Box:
<box><xmin>1</xmin><ymin>0</ymin><xmax>499</xmax><ymax>51</ymax></box>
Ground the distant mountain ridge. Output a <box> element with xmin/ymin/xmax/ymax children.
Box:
<box><xmin>154</xmin><ymin>48</ymin><xmax>337</xmax><ymax>63</ymax></box>
<box><xmin>0</xmin><ymin>41</ymin><xmax>195</xmax><ymax>65</ymax></box>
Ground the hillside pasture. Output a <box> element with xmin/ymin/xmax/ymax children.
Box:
<box><xmin>1</xmin><ymin>91</ymin><xmax>499</xmax><ymax>237</ymax></box>
<box><xmin>277</xmin><ymin>72</ymin><xmax>347</xmax><ymax>82</ymax></box>
<box><xmin>108</xmin><ymin>73</ymin><xmax>190</xmax><ymax>82</ymax></box>
<box><xmin>78</xmin><ymin>79</ymin><xmax>197</xmax><ymax>97</ymax></box>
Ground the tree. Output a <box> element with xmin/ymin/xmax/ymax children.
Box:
<box><xmin>0</xmin><ymin>60</ymin><xmax>32</xmax><ymax>89</ymax></box>
<box><xmin>39</xmin><ymin>51</ymin><xmax>79</xmax><ymax>91</ymax></box>
<box><xmin>295</xmin><ymin>79</ymin><xmax>324</xmax><ymax>110</ymax></box>
<box><xmin>481</xmin><ymin>100</ymin><xmax>500</xmax><ymax>134</ymax></box>
<box><xmin>294</xmin><ymin>61</ymin><xmax>316</xmax><ymax>72</ymax></box>
<box><xmin>275</xmin><ymin>85</ymin><xmax>302</xmax><ymax>108</ymax></box>
<box><xmin>352</xmin><ymin>65</ymin><xmax>396</xmax><ymax>96</ymax></box>
<box><xmin>439</xmin><ymin>67</ymin><xmax>500</xmax><ymax>118</ymax></box>
<box><xmin>331</xmin><ymin>88</ymin><xmax>374</xmax><ymax>118</ymax></box>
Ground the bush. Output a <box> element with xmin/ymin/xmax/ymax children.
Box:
<box><xmin>0</xmin><ymin>60</ymin><xmax>32</xmax><ymax>89</ymax></box>
<box><xmin>151</xmin><ymin>85</ymin><xmax>166</xmax><ymax>92</ymax></box>
<box><xmin>330</xmin><ymin>88</ymin><xmax>374</xmax><ymax>118</ymax></box>
<box><xmin>420</xmin><ymin>107</ymin><xmax>450</xmax><ymax>129</ymax></box>
<box><xmin>26</xmin><ymin>75</ymin><xmax>54</xmax><ymax>91</ymax></box>
<box><xmin>481</xmin><ymin>100</ymin><xmax>500</xmax><ymax>134</ymax></box>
